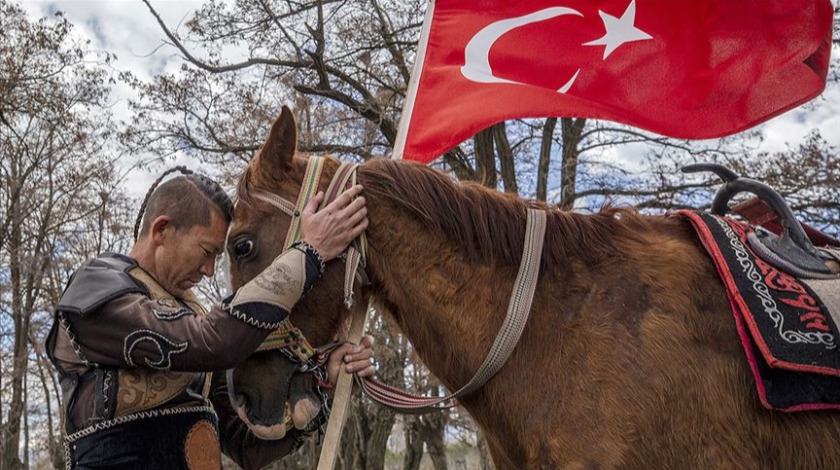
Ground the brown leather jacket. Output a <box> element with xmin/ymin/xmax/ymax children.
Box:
<box><xmin>47</xmin><ymin>252</ymin><xmax>312</xmax><ymax>469</ymax></box>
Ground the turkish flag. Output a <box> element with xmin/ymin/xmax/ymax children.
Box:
<box><xmin>399</xmin><ymin>0</ymin><xmax>834</xmax><ymax>163</ymax></box>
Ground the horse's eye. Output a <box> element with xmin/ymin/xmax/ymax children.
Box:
<box><xmin>233</xmin><ymin>239</ymin><xmax>256</xmax><ymax>260</ymax></box>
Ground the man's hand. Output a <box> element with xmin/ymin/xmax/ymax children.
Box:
<box><xmin>326</xmin><ymin>334</ymin><xmax>376</xmax><ymax>385</ymax></box>
<box><xmin>300</xmin><ymin>184</ymin><xmax>368</xmax><ymax>261</ymax></box>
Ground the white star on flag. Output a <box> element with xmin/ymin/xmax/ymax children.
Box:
<box><xmin>584</xmin><ymin>0</ymin><xmax>653</xmax><ymax>60</ymax></box>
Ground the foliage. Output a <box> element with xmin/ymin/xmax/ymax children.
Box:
<box><xmin>0</xmin><ymin>1</ymin><xmax>130</xmax><ymax>467</ymax></box>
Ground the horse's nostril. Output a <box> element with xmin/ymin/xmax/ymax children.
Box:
<box><xmin>233</xmin><ymin>392</ymin><xmax>248</xmax><ymax>409</ymax></box>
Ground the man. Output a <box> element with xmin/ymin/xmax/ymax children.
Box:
<box><xmin>47</xmin><ymin>169</ymin><xmax>373</xmax><ymax>469</ymax></box>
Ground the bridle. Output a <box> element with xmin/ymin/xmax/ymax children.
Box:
<box><xmin>247</xmin><ymin>156</ymin><xmax>368</xmax><ymax>366</ymax></box>
<box><xmin>245</xmin><ymin>155</ymin><xmax>548</xmax><ymax>414</ymax></box>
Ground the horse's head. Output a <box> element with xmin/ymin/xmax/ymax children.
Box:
<box><xmin>226</xmin><ymin>106</ymin><xmax>353</xmax><ymax>439</ymax></box>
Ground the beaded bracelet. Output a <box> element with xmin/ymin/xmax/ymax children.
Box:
<box><xmin>291</xmin><ymin>240</ymin><xmax>326</xmax><ymax>275</ymax></box>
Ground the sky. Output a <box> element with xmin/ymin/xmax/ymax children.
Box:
<box><xmin>20</xmin><ymin>0</ymin><xmax>209</xmax><ymax>198</ymax></box>
<box><xmin>17</xmin><ymin>0</ymin><xmax>840</xmax><ymax>200</ymax></box>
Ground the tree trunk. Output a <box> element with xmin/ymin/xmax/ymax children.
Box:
<box><xmin>494</xmin><ymin>122</ymin><xmax>517</xmax><ymax>194</ymax></box>
<box><xmin>559</xmin><ymin>117</ymin><xmax>586</xmax><ymax>210</ymax></box>
<box><xmin>23</xmin><ymin>373</ymin><xmax>30</xmax><ymax>470</ymax></box>
<box><xmin>2</xmin><ymin>155</ymin><xmax>26</xmax><ymax>470</ymax></box>
<box><xmin>358</xmin><ymin>312</ymin><xmax>400</xmax><ymax>470</ymax></box>
<box><xmin>35</xmin><ymin>348</ymin><xmax>65</xmax><ymax>470</ymax></box>
<box><xmin>0</xmin><ymin>334</ymin><xmax>3</xmax><ymax>464</ymax></box>
<box><xmin>422</xmin><ymin>412</ymin><xmax>448</xmax><ymax>470</ymax></box>
<box><xmin>403</xmin><ymin>417</ymin><xmax>423</xmax><ymax>470</ymax></box>
<box><xmin>474</xmin><ymin>127</ymin><xmax>496</xmax><ymax>189</ymax></box>
<box><xmin>477</xmin><ymin>433</ymin><xmax>495</xmax><ymax>470</ymax></box>
<box><xmin>364</xmin><ymin>405</ymin><xmax>395</xmax><ymax>470</ymax></box>
<box><xmin>537</xmin><ymin>118</ymin><xmax>557</xmax><ymax>202</ymax></box>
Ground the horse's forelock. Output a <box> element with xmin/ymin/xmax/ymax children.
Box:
<box><xmin>235</xmin><ymin>152</ymin><xmax>304</xmax><ymax>210</ymax></box>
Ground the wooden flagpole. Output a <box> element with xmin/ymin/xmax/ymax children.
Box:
<box><xmin>317</xmin><ymin>3</ymin><xmax>437</xmax><ymax>467</ymax></box>
<box><xmin>391</xmin><ymin>0</ymin><xmax>437</xmax><ymax>160</ymax></box>
<box><xmin>316</xmin><ymin>299</ymin><xmax>369</xmax><ymax>470</ymax></box>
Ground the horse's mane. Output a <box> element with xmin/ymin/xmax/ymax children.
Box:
<box><xmin>358</xmin><ymin>158</ymin><xmax>647</xmax><ymax>269</ymax></box>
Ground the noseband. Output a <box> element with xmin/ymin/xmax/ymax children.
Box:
<box><xmin>248</xmin><ymin>156</ymin><xmax>368</xmax><ymax>364</ymax></box>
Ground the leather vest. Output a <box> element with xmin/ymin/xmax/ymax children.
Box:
<box><xmin>47</xmin><ymin>253</ymin><xmax>213</xmax><ymax>431</ymax></box>
<box><xmin>112</xmin><ymin>267</ymin><xmax>211</xmax><ymax>417</ymax></box>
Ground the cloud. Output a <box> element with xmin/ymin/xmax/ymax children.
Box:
<box><xmin>21</xmin><ymin>1</ymin><xmax>207</xmax><ymax>198</ymax></box>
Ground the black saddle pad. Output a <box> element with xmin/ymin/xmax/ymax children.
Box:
<box><xmin>680</xmin><ymin>210</ymin><xmax>840</xmax><ymax>411</ymax></box>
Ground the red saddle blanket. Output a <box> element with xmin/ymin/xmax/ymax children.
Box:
<box><xmin>679</xmin><ymin>210</ymin><xmax>840</xmax><ymax>411</ymax></box>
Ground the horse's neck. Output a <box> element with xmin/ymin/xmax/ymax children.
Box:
<box><xmin>363</xmin><ymin>193</ymin><xmax>519</xmax><ymax>393</ymax></box>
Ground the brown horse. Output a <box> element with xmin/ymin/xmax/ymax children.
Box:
<box><xmin>226</xmin><ymin>107</ymin><xmax>840</xmax><ymax>469</ymax></box>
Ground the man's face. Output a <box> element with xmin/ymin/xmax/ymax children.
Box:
<box><xmin>155</xmin><ymin>209</ymin><xmax>228</xmax><ymax>297</ymax></box>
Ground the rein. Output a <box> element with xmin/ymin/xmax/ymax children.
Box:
<box><xmin>250</xmin><ymin>156</ymin><xmax>547</xmax><ymax>414</ymax></box>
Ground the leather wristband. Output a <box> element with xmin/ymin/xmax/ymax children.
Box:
<box><xmin>291</xmin><ymin>240</ymin><xmax>325</xmax><ymax>275</ymax></box>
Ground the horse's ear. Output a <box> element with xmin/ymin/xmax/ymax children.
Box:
<box><xmin>258</xmin><ymin>105</ymin><xmax>297</xmax><ymax>170</ymax></box>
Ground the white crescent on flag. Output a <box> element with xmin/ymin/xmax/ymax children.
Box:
<box><xmin>460</xmin><ymin>7</ymin><xmax>583</xmax><ymax>93</ymax></box>
<box><xmin>460</xmin><ymin>1</ymin><xmax>652</xmax><ymax>93</ymax></box>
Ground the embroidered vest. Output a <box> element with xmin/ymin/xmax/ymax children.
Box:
<box><xmin>113</xmin><ymin>268</ymin><xmax>211</xmax><ymax>417</ymax></box>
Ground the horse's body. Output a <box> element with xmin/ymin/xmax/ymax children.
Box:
<box><xmin>226</xmin><ymin>108</ymin><xmax>840</xmax><ymax>469</ymax></box>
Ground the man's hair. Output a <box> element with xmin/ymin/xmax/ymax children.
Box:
<box><xmin>134</xmin><ymin>168</ymin><xmax>233</xmax><ymax>240</ymax></box>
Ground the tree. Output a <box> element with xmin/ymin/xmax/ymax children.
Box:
<box><xmin>131</xmin><ymin>0</ymin><xmax>840</xmax><ymax>466</ymax></box>
<box><xmin>726</xmin><ymin>131</ymin><xmax>840</xmax><ymax>237</ymax></box>
<box><xmin>0</xmin><ymin>2</ymin><xmax>127</xmax><ymax>467</ymax></box>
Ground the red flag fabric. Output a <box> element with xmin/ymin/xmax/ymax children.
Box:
<box><xmin>400</xmin><ymin>0</ymin><xmax>834</xmax><ymax>163</ymax></box>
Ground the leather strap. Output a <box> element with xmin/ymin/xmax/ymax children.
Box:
<box><xmin>250</xmin><ymin>158</ymin><xmax>368</xmax><ymax>351</ymax></box>
<box><xmin>285</xmin><ymin>157</ymin><xmax>325</xmax><ymax>249</ymax></box>
<box><xmin>357</xmin><ymin>208</ymin><xmax>547</xmax><ymax>413</ymax></box>
<box><xmin>320</xmin><ymin>162</ymin><xmax>367</xmax><ymax>307</ymax></box>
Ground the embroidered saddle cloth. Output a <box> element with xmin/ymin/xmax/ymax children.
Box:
<box><xmin>680</xmin><ymin>210</ymin><xmax>840</xmax><ymax>411</ymax></box>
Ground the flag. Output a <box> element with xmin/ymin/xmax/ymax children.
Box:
<box><xmin>396</xmin><ymin>0</ymin><xmax>834</xmax><ymax>163</ymax></box>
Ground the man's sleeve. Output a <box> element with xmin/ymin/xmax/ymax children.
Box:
<box><xmin>54</xmin><ymin>248</ymin><xmax>324</xmax><ymax>372</ymax></box>
<box><xmin>57</xmin><ymin>293</ymin><xmax>285</xmax><ymax>372</ymax></box>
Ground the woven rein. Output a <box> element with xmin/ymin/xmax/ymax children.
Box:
<box><xmin>249</xmin><ymin>157</ymin><xmax>367</xmax><ymax>364</ymax></box>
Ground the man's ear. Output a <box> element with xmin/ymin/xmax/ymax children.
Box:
<box><xmin>150</xmin><ymin>215</ymin><xmax>173</xmax><ymax>246</ymax></box>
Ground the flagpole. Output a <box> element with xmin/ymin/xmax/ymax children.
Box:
<box><xmin>317</xmin><ymin>6</ymin><xmax>436</xmax><ymax>468</ymax></box>
<box><xmin>316</xmin><ymin>299</ymin><xmax>369</xmax><ymax>470</ymax></box>
<box><xmin>392</xmin><ymin>0</ymin><xmax>437</xmax><ymax>160</ymax></box>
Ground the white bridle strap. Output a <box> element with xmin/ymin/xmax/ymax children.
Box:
<box><xmin>320</xmin><ymin>161</ymin><xmax>367</xmax><ymax>308</ymax></box>
<box><xmin>252</xmin><ymin>192</ymin><xmax>298</xmax><ymax>218</ymax></box>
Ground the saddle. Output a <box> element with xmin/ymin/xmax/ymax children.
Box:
<box><xmin>681</xmin><ymin>164</ymin><xmax>840</xmax><ymax>411</ymax></box>
<box><xmin>730</xmin><ymin>197</ymin><xmax>840</xmax><ymax>277</ymax></box>
<box><xmin>684</xmin><ymin>163</ymin><xmax>840</xmax><ymax>278</ymax></box>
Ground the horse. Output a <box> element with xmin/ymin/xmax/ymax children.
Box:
<box><xmin>225</xmin><ymin>107</ymin><xmax>840</xmax><ymax>469</ymax></box>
